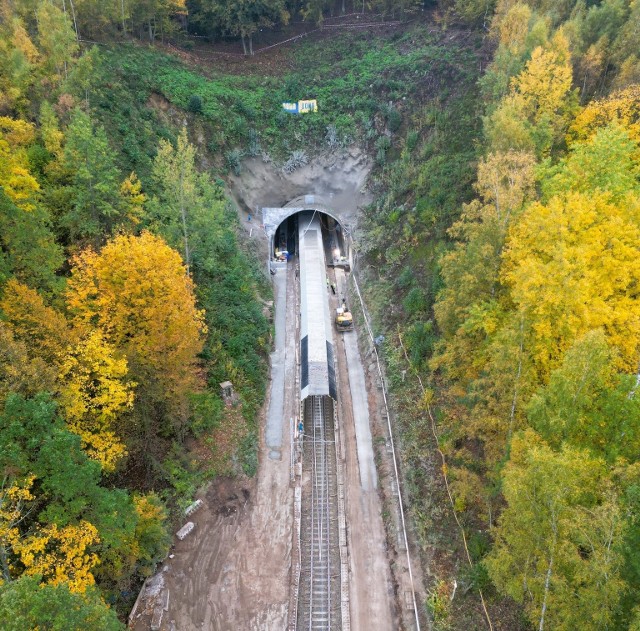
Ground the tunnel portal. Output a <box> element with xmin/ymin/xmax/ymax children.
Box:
<box><xmin>262</xmin><ymin>196</ymin><xmax>351</xmax><ymax>271</ymax></box>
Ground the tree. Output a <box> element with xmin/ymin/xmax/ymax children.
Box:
<box><xmin>72</xmin><ymin>0</ymin><xmax>119</xmax><ymax>39</ymax></box>
<box><xmin>485</xmin><ymin>33</ymin><xmax>575</xmax><ymax>156</ymax></box>
<box><xmin>151</xmin><ymin>128</ymin><xmax>198</xmax><ymax>273</ymax></box>
<box><xmin>0</xmin><ymin>393</ymin><xmax>165</xmax><ymax>593</ymax></box>
<box><xmin>0</xmin><ymin>473</ymin><xmax>34</xmax><ymax>582</ymax></box>
<box><xmin>0</xmin><ymin>190</ymin><xmax>63</xmax><ymax>293</ymax></box>
<box><xmin>0</xmin><ymin>17</ymin><xmax>39</xmax><ymax>113</ymax></box>
<box><xmin>0</xmin><ymin>322</ymin><xmax>56</xmax><ymax>404</ymax></box>
<box><xmin>502</xmin><ymin>191</ymin><xmax>640</xmax><ymax>376</ymax></box>
<box><xmin>130</xmin><ymin>0</ymin><xmax>187</xmax><ymax>42</ymax></box>
<box><xmin>516</xmin><ymin>37</ymin><xmax>574</xmax><ymax>117</ymax></box>
<box><xmin>65</xmin><ymin>232</ymin><xmax>206</xmax><ymax>430</ymax></box>
<box><xmin>200</xmin><ymin>0</ymin><xmax>289</xmax><ymax>54</ymax></box>
<box><xmin>434</xmin><ymin>150</ymin><xmax>535</xmax><ymax>364</ymax></box>
<box><xmin>131</xmin><ymin>493</ymin><xmax>170</xmax><ymax>576</ymax></box>
<box><xmin>39</xmin><ymin>101</ymin><xmax>63</xmax><ymax>155</ymax></box>
<box><xmin>0</xmin><ymin>279</ymin><xmax>71</xmax><ymax>367</ymax></box>
<box><xmin>493</xmin><ymin>2</ymin><xmax>532</xmax><ymax>54</ymax></box>
<box><xmin>61</xmin><ymin>109</ymin><xmax>125</xmax><ymax>244</ymax></box>
<box><xmin>300</xmin><ymin>0</ymin><xmax>331</xmax><ymax>25</ymax></box>
<box><xmin>0</xmin><ymin>116</ymin><xmax>63</xmax><ymax>292</ymax></box>
<box><xmin>0</xmin><ymin>575</ymin><xmax>123</xmax><ymax>631</ymax></box>
<box><xmin>0</xmin><ymin>394</ymin><xmax>103</xmax><ymax>589</ymax></box>
<box><xmin>451</xmin><ymin>0</ymin><xmax>495</xmax><ymax>24</ymax></box>
<box><xmin>483</xmin><ymin>93</ymin><xmax>534</xmax><ymax>153</ymax></box>
<box><xmin>119</xmin><ymin>171</ymin><xmax>146</xmax><ymax>228</ymax></box>
<box><xmin>36</xmin><ymin>0</ymin><xmax>78</xmax><ymax>81</ymax></box>
<box><xmin>58</xmin><ymin>330</ymin><xmax>135</xmax><ymax>472</ymax></box>
<box><xmin>575</xmin><ymin>40</ymin><xmax>606</xmax><ymax>100</ymax></box>
<box><xmin>475</xmin><ymin>149</ymin><xmax>536</xmax><ymax>225</ymax></box>
<box><xmin>0</xmin><ymin>117</ymin><xmax>39</xmax><ymax>211</ymax></box>
<box><xmin>527</xmin><ymin>330</ymin><xmax>640</xmax><ymax>463</ymax></box>
<box><xmin>541</xmin><ymin>123</ymin><xmax>640</xmax><ymax>203</ymax></box>
<box><xmin>480</xmin><ymin>4</ymin><xmax>548</xmax><ymax>103</ymax></box>
<box><xmin>15</xmin><ymin>520</ymin><xmax>100</xmax><ymax>592</ymax></box>
<box><xmin>486</xmin><ymin>430</ymin><xmax>625</xmax><ymax>631</ymax></box>
<box><xmin>617</xmin><ymin>464</ymin><xmax>640</xmax><ymax>629</ymax></box>
<box><xmin>569</xmin><ymin>85</ymin><xmax>640</xmax><ymax>143</ymax></box>
<box><xmin>613</xmin><ymin>54</ymin><xmax>640</xmax><ymax>90</ymax></box>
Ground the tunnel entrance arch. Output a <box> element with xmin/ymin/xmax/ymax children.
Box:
<box><xmin>262</xmin><ymin>195</ymin><xmax>352</xmax><ymax>269</ymax></box>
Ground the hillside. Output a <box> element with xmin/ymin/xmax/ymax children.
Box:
<box><xmin>1</xmin><ymin>0</ymin><xmax>640</xmax><ymax>629</ymax></box>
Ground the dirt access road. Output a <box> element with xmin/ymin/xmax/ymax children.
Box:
<box><xmin>134</xmin><ymin>261</ymin><xmax>299</xmax><ymax>631</ymax></box>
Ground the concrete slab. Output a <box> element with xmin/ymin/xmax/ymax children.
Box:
<box><xmin>343</xmin><ymin>328</ymin><xmax>377</xmax><ymax>491</ymax></box>
<box><xmin>266</xmin><ymin>267</ymin><xmax>286</xmax><ymax>450</ymax></box>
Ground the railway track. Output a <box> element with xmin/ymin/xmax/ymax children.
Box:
<box><xmin>298</xmin><ymin>395</ymin><xmax>341</xmax><ymax>630</ymax></box>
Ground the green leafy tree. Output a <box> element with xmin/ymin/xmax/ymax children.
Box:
<box><xmin>148</xmin><ymin>136</ymin><xmax>269</xmax><ymax>425</ymax></box>
<box><xmin>130</xmin><ymin>0</ymin><xmax>187</xmax><ymax>42</ymax></box>
<box><xmin>617</xmin><ymin>465</ymin><xmax>640</xmax><ymax>629</ymax></box>
<box><xmin>300</xmin><ymin>0</ymin><xmax>331</xmax><ymax>25</ymax></box>
<box><xmin>486</xmin><ymin>430</ymin><xmax>625</xmax><ymax>631</ymax></box>
<box><xmin>0</xmin><ymin>190</ymin><xmax>63</xmax><ymax>293</ymax></box>
<box><xmin>36</xmin><ymin>0</ymin><xmax>78</xmax><ymax>81</ymax></box>
<box><xmin>528</xmin><ymin>330</ymin><xmax>640</xmax><ymax>463</ymax></box>
<box><xmin>541</xmin><ymin>123</ymin><xmax>640</xmax><ymax>203</ymax></box>
<box><xmin>61</xmin><ymin>109</ymin><xmax>126</xmax><ymax>244</ymax></box>
<box><xmin>151</xmin><ymin>127</ymin><xmax>198</xmax><ymax>273</ymax></box>
<box><xmin>198</xmin><ymin>0</ymin><xmax>289</xmax><ymax>54</ymax></box>
<box><xmin>0</xmin><ymin>575</ymin><xmax>123</xmax><ymax>631</ymax></box>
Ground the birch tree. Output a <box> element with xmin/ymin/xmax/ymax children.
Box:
<box><xmin>486</xmin><ymin>430</ymin><xmax>625</xmax><ymax>630</ymax></box>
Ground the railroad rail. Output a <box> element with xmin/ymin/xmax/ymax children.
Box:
<box><xmin>298</xmin><ymin>396</ymin><xmax>340</xmax><ymax>630</ymax></box>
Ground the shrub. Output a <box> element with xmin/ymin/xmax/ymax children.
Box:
<box><xmin>225</xmin><ymin>148</ymin><xmax>244</xmax><ymax>175</ymax></box>
<box><xmin>325</xmin><ymin>124</ymin><xmax>339</xmax><ymax>148</ymax></box>
<box><xmin>375</xmin><ymin>135</ymin><xmax>392</xmax><ymax>151</ymax></box>
<box><xmin>247</xmin><ymin>129</ymin><xmax>261</xmax><ymax>156</ymax></box>
<box><xmin>188</xmin><ymin>94</ymin><xmax>203</xmax><ymax>113</ymax></box>
<box><xmin>406</xmin><ymin>129</ymin><xmax>419</xmax><ymax>151</ymax></box>
<box><xmin>403</xmin><ymin>287</ymin><xmax>427</xmax><ymax>317</ymax></box>
<box><xmin>282</xmin><ymin>150</ymin><xmax>308</xmax><ymax>174</ymax></box>
<box><xmin>387</xmin><ymin>107</ymin><xmax>402</xmax><ymax>132</ymax></box>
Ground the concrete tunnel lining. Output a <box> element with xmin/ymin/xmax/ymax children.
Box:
<box><xmin>262</xmin><ymin>196</ymin><xmax>352</xmax><ymax>266</ymax></box>
<box><xmin>262</xmin><ymin>195</ymin><xmax>351</xmax><ymax>247</ymax></box>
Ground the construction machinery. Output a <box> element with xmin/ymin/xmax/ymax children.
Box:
<box><xmin>335</xmin><ymin>303</ymin><xmax>353</xmax><ymax>332</ymax></box>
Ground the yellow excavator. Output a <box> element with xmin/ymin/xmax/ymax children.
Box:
<box><xmin>335</xmin><ymin>303</ymin><xmax>354</xmax><ymax>332</ymax></box>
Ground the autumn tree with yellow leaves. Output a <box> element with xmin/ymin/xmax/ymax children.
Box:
<box><xmin>503</xmin><ymin>190</ymin><xmax>640</xmax><ymax>377</ymax></box>
<box><xmin>0</xmin><ymin>279</ymin><xmax>71</xmax><ymax>367</ymax></box>
<box><xmin>66</xmin><ymin>231</ymin><xmax>206</xmax><ymax>442</ymax></box>
<box><xmin>0</xmin><ymin>117</ymin><xmax>39</xmax><ymax>211</ymax></box>
<box><xmin>58</xmin><ymin>331</ymin><xmax>135</xmax><ymax>472</ymax></box>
